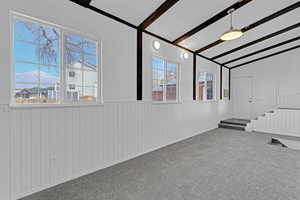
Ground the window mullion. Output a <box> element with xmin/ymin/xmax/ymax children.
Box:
<box><xmin>164</xmin><ymin>60</ymin><xmax>167</xmax><ymax>102</ymax></box>
<box><xmin>61</xmin><ymin>31</ymin><xmax>65</xmax><ymax>104</ymax></box>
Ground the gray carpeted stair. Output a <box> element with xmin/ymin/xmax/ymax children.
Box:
<box><xmin>218</xmin><ymin>119</ymin><xmax>250</xmax><ymax>131</ymax></box>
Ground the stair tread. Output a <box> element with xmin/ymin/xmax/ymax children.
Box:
<box><xmin>220</xmin><ymin>121</ymin><xmax>247</xmax><ymax>126</ymax></box>
<box><xmin>218</xmin><ymin>123</ymin><xmax>246</xmax><ymax>131</ymax></box>
<box><xmin>219</xmin><ymin>123</ymin><xmax>245</xmax><ymax>128</ymax></box>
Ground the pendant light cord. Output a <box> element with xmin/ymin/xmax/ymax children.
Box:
<box><xmin>230</xmin><ymin>12</ymin><xmax>233</xmax><ymax>29</ymax></box>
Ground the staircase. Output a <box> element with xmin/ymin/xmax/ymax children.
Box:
<box><xmin>250</xmin><ymin>108</ymin><xmax>300</xmax><ymax>137</ymax></box>
<box><xmin>218</xmin><ymin>118</ymin><xmax>251</xmax><ymax>131</ymax></box>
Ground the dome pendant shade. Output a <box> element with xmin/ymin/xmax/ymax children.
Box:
<box><xmin>220</xmin><ymin>9</ymin><xmax>243</xmax><ymax>41</ymax></box>
<box><xmin>221</xmin><ymin>28</ymin><xmax>243</xmax><ymax>41</ymax></box>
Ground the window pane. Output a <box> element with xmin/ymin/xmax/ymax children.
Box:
<box><xmin>64</xmin><ymin>34</ymin><xmax>99</xmax><ymax>103</ymax></box>
<box><xmin>65</xmin><ymin>34</ymin><xmax>82</xmax><ymax>52</ymax></box>
<box><xmin>166</xmin><ymin>62</ymin><xmax>177</xmax><ymax>101</ymax></box>
<box><xmin>84</xmin><ymin>54</ymin><xmax>97</xmax><ymax>69</ymax></box>
<box><xmin>14</xmin><ymin>41</ymin><xmax>39</xmax><ymax>63</ymax></box>
<box><xmin>15</xmin><ymin>84</ymin><xmax>39</xmax><ymax>104</ymax></box>
<box><xmin>14</xmin><ymin>19</ymin><xmax>40</xmax><ymax>43</ymax></box>
<box><xmin>83</xmin><ymin>71</ymin><xmax>97</xmax><ymax>87</ymax></box>
<box><xmin>40</xmin><ymin>85</ymin><xmax>60</xmax><ymax>103</ymax></box>
<box><xmin>40</xmin><ymin>66</ymin><xmax>60</xmax><ymax>85</ymax></box>
<box><xmin>65</xmin><ymin>50</ymin><xmax>82</xmax><ymax>68</ymax></box>
<box><xmin>13</xmin><ymin>17</ymin><xmax>61</xmax><ymax>104</ymax></box>
<box><xmin>198</xmin><ymin>72</ymin><xmax>214</xmax><ymax>101</ymax></box>
<box><xmin>66</xmin><ymin>69</ymin><xmax>82</xmax><ymax>85</ymax></box>
<box><xmin>152</xmin><ymin>58</ymin><xmax>164</xmax><ymax>101</ymax></box>
<box><xmin>83</xmin><ymin>40</ymin><xmax>96</xmax><ymax>55</ymax></box>
<box><xmin>40</xmin><ymin>26</ymin><xmax>60</xmax><ymax>47</ymax></box>
<box><xmin>207</xmin><ymin>73</ymin><xmax>214</xmax><ymax>100</ymax></box>
<box><xmin>80</xmin><ymin>87</ymin><xmax>97</xmax><ymax>102</ymax></box>
<box><xmin>38</xmin><ymin>43</ymin><xmax>60</xmax><ymax>66</ymax></box>
<box><xmin>198</xmin><ymin>72</ymin><xmax>206</xmax><ymax>101</ymax></box>
<box><xmin>15</xmin><ymin>63</ymin><xmax>39</xmax><ymax>83</ymax></box>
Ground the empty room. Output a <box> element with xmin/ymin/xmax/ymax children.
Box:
<box><xmin>1</xmin><ymin>0</ymin><xmax>300</xmax><ymax>199</ymax></box>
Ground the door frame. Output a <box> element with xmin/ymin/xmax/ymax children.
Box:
<box><xmin>232</xmin><ymin>76</ymin><xmax>254</xmax><ymax>119</ymax></box>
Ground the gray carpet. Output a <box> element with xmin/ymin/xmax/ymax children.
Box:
<box><xmin>20</xmin><ymin>129</ymin><xmax>300</xmax><ymax>200</ymax></box>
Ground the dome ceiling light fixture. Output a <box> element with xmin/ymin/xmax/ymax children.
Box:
<box><xmin>220</xmin><ymin>8</ymin><xmax>243</xmax><ymax>41</ymax></box>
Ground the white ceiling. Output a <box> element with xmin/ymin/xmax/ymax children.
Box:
<box><xmin>91</xmin><ymin>0</ymin><xmax>300</xmax><ymax>68</ymax></box>
<box><xmin>92</xmin><ymin>0</ymin><xmax>165</xmax><ymax>25</ymax></box>
<box><xmin>146</xmin><ymin>0</ymin><xmax>238</xmax><ymax>41</ymax></box>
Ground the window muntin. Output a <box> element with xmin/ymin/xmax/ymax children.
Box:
<box><xmin>152</xmin><ymin>57</ymin><xmax>179</xmax><ymax>102</ymax></box>
<box><xmin>197</xmin><ymin>72</ymin><xmax>215</xmax><ymax>101</ymax></box>
<box><xmin>13</xmin><ymin>18</ymin><xmax>61</xmax><ymax>104</ymax></box>
<box><xmin>12</xmin><ymin>15</ymin><xmax>100</xmax><ymax>105</ymax></box>
<box><xmin>64</xmin><ymin>34</ymin><xmax>98</xmax><ymax>103</ymax></box>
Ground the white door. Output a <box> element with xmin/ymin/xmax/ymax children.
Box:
<box><xmin>232</xmin><ymin>77</ymin><xmax>253</xmax><ymax>119</ymax></box>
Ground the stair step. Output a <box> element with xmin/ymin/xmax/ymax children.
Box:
<box><xmin>220</xmin><ymin>120</ymin><xmax>247</xmax><ymax>126</ymax></box>
<box><xmin>218</xmin><ymin>123</ymin><xmax>246</xmax><ymax>131</ymax></box>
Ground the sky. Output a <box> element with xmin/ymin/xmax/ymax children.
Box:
<box><xmin>14</xmin><ymin>18</ymin><xmax>96</xmax><ymax>89</ymax></box>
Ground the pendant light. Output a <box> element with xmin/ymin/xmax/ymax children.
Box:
<box><xmin>220</xmin><ymin>8</ymin><xmax>243</xmax><ymax>41</ymax></box>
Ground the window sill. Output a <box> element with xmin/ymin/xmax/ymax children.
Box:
<box><xmin>9</xmin><ymin>103</ymin><xmax>104</xmax><ymax>109</ymax></box>
<box><xmin>151</xmin><ymin>101</ymin><xmax>183</xmax><ymax>105</ymax></box>
<box><xmin>197</xmin><ymin>100</ymin><xmax>219</xmax><ymax>103</ymax></box>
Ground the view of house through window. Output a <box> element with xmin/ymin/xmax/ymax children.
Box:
<box><xmin>198</xmin><ymin>72</ymin><xmax>215</xmax><ymax>101</ymax></box>
<box><xmin>13</xmin><ymin>15</ymin><xmax>99</xmax><ymax>104</ymax></box>
<box><xmin>152</xmin><ymin>57</ymin><xmax>178</xmax><ymax>102</ymax></box>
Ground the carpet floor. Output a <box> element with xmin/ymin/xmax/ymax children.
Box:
<box><xmin>20</xmin><ymin>129</ymin><xmax>300</xmax><ymax>200</ymax></box>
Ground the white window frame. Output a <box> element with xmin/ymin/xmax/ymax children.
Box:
<box><xmin>151</xmin><ymin>56</ymin><xmax>180</xmax><ymax>103</ymax></box>
<box><xmin>10</xmin><ymin>11</ymin><xmax>103</xmax><ymax>107</ymax></box>
<box><xmin>196</xmin><ymin>71</ymin><xmax>217</xmax><ymax>102</ymax></box>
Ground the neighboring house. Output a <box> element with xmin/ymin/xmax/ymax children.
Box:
<box><xmin>66</xmin><ymin>61</ymin><xmax>97</xmax><ymax>101</ymax></box>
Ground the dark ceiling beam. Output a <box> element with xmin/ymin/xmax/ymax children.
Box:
<box><xmin>223</xmin><ymin>36</ymin><xmax>300</xmax><ymax>65</ymax></box>
<box><xmin>195</xmin><ymin>1</ymin><xmax>300</xmax><ymax>54</ymax></box>
<box><xmin>138</xmin><ymin>0</ymin><xmax>180</xmax><ymax>30</ymax></box>
<box><xmin>196</xmin><ymin>54</ymin><xmax>229</xmax><ymax>69</ymax></box>
<box><xmin>70</xmin><ymin>0</ymin><xmax>92</xmax><ymax>6</ymax></box>
<box><xmin>70</xmin><ymin>0</ymin><xmax>138</xmax><ymax>29</ymax></box>
<box><xmin>69</xmin><ymin>0</ymin><xmax>230</xmax><ymax>69</ymax></box>
<box><xmin>173</xmin><ymin>0</ymin><xmax>254</xmax><ymax>44</ymax></box>
<box><xmin>230</xmin><ymin>44</ymin><xmax>300</xmax><ymax>69</ymax></box>
<box><xmin>212</xmin><ymin>22</ymin><xmax>300</xmax><ymax>60</ymax></box>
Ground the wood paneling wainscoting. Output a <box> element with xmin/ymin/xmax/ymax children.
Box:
<box><xmin>1</xmin><ymin>100</ymin><xmax>230</xmax><ymax>199</ymax></box>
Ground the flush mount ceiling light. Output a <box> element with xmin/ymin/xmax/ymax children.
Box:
<box><xmin>183</xmin><ymin>52</ymin><xmax>189</xmax><ymax>60</ymax></box>
<box><xmin>153</xmin><ymin>40</ymin><xmax>161</xmax><ymax>50</ymax></box>
<box><xmin>220</xmin><ymin>8</ymin><xmax>243</xmax><ymax>41</ymax></box>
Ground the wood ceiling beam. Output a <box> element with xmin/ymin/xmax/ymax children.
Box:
<box><xmin>212</xmin><ymin>22</ymin><xmax>300</xmax><ymax>60</ymax></box>
<box><xmin>195</xmin><ymin>2</ymin><xmax>300</xmax><ymax>54</ymax></box>
<box><xmin>230</xmin><ymin>44</ymin><xmax>300</xmax><ymax>69</ymax></box>
<box><xmin>173</xmin><ymin>0</ymin><xmax>254</xmax><ymax>44</ymax></box>
<box><xmin>223</xmin><ymin>36</ymin><xmax>300</xmax><ymax>65</ymax></box>
<box><xmin>69</xmin><ymin>0</ymin><xmax>229</xmax><ymax>69</ymax></box>
<box><xmin>138</xmin><ymin>0</ymin><xmax>180</xmax><ymax>30</ymax></box>
<box><xmin>70</xmin><ymin>0</ymin><xmax>138</xmax><ymax>29</ymax></box>
<box><xmin>70</xmin><ymin>0</ymin><xmax>92</xmax><ymax>6</ymax></box>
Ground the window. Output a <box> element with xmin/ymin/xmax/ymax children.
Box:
<box><xmin>197</xmin><ymin>72</ymin><xmax>215</xmax><ymax>101</ymax></box>
<box><xmin>12</xmin><ymin>14</ymin><xmax>100</xmax><ymax>105</ymax></box>
<box><xmin>152</xmin><ymin>57</ymin><xmax>178</xmax><ymax>102</ymax></box>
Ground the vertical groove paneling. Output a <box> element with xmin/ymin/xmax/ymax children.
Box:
<box><xmin>253</xmin><ymin>109</ymin><xmax>300</xmax><ymax>137</ymax></box>
<box><xmin>4</xmin><ymin>100</ymin><xmax>230</xmax><ymax>199</ymax></box>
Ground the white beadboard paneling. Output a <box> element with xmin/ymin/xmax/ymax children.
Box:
<box><xmin>0</xmin><ymin>105</ymin><xmax>10</xmax><ymax>200</ymax></box>
<box><xmin>1</xmin><ymin>1</ymin><xmax>231</xmax><ymax>200</ymax></box>
<box><xmin>6</xmin><ymin>100</ymin><xmax>230</xmax><ymax>200</ymax></box>
<box><xmin>253</xmin><ymin>109</ymin><xmax>300</xmax><ymax>137</ymax></box>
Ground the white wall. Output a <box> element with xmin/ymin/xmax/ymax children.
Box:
<box><xmin>0</xmin><ymin>1</ymin><xmax>231</xmax><ymax>199</ymax></box>
<box><xmin>232</xmin><ymin>48</ymin><xmax>300</xmax><ymax>117</ymax></box>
